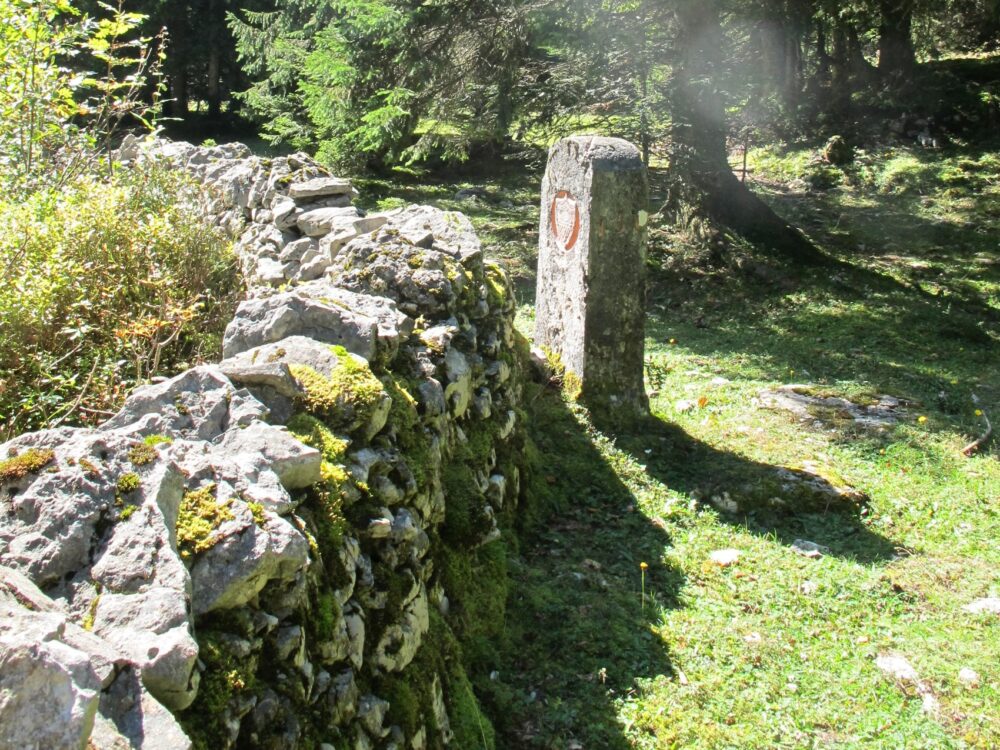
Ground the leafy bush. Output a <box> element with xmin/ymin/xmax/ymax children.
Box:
<box><xmin>0</xmin><ymin>164</ymin><xmax>241</xmax><ymax>438</ymax></box>
<box><xmin>0</xmin><ymin>0</ymin><xmax>164</xmax><ymax>199</ymax></box>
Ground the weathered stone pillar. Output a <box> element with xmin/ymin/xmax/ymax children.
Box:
<box><xmin>534</xmin><ymin>135</ymin><xmax>649</xmax><ymax>416</ymax></box>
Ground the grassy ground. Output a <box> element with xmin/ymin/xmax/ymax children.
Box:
<box><xmin>355</xmin><ymin>141</ymin><xmax>999</xmax><ymax>749</ymax></box>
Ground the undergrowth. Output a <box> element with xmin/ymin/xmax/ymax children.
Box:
<box><xmin>0</xmin><ymin>163</ymin><xmax>241</xmax><ymax>438</ymax></box>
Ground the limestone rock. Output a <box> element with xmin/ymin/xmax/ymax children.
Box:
<box><xmin>189</xmin><ymin>505</ymin><xmax>310</xmax><ymax>615</ymax></box>
<box><xmin>759</xmin><ymin>385</ymin><xmax>907</xmax><ymax>430</ymax></box>
<box><xmin>219</xmin><ymin>360</ymin><xmax>304</xmax><ymax>401</ymax></box>
<box><xmin>0</xmin><ymin>602</ymin><xmax>101</xmax><ymax>749</ymax></box>
<box><xmin>327</xmin><ymin>669</ymin><xmax>360</xmax><ymax>725</ymax></box>
<box><xmin>104</xmin><ymin>366</ymin><xmax>267</xmax><ymax>441</ymax></box>
<box><xmin>388</xmin><ymin>205</ymin><xmax>482</xmax><ymax>263</ymax></box>
<box><xmin>0</xmin><ymin>428</ymin><xmax>200</xmax><ymax>711</ymax></box>
<box><xmin>318</xmin><ymin>214</ymin><xmax>391</xmax><ymax>260</ymax></box>
<box><xmin>98</xmin><ymin>667</ymin><xmax>193</xmax><ymax>750</ymax></box>
<box><xmin>357</xmin><ymin>694</ymin><xmax>390</xmax><ymax>738</ymax></box>
<box><xmin>330</xmin><ymin>228</ymin><xmax>463</xmax><ymax>318</ymax></box>
<box><xmin>0</xmin><ymin>574</ymin><xmax>190</xmax><ymax>750</ymax></box>
<box><xmin>223</xmin><ymin>289</ymin><xmax>381</xmax><ymax>362</ymax></box>
<box><xmin>168</xmin><ymin>438</ymin><xmax>299</xmax><ymax>516</ymax></box>
<box><xmin>298</xmin><ymin>206</ymin><xmax>362</xmax><ymax>237</ymax></box>
<box><xmin>297</xmin><ymin>283</ymin><xmax>414</xmax><ymax>357</ymax></box>
<box><xmin>442</xmin><ymin>348</ymin><xmax>472</xmax><ymax>418</ymax></box>
<box><xmin>93</xmin><ymin>590</ymin><xmax>198</xmax><ymax>710</ymax></box>
<box><xmin>373</xmin><ymin>583</ymin><xmax>429</xmax><ymax>672</ymax></box>
<box><xmin>215</xmin><ymin>421</ymin><xmax>321</xmax><ymax>489</ymax></box>
<box><xmin>289</xmin><ymin>176</ymin><xmax>353</xmax><ymax>200</ymax></box>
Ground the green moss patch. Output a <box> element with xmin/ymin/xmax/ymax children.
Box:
<box><xmin>115</xmin><ymin>472</ymin><xmax>141</xmax><ymax>494</ymax></box>
<box><xmin>176</xmin><ymin>483</ymin><xmax>233</xmax><ymax>560</ymax></box>
<box><xmin>0</xmin><ymin>448</ymin><xmax>55</xmax><ymax>481</ymax></box>
<box><xmin>247</xmin><ymin>501</ymin><xmax>266</xmax><ymax>527</ymax></box>
<box><xmin>382</xmin><ymin>376</ymin><xmax>433</xmax><ymax>486</ymax></box>
<box><xmin>128</xmin><ymin>442</ymin><xmax>158</xmax><ymax>466</ymax></box>
<box><xmin>288</xmin><ymin>413</ymin><xmax>352</xmax><ymax>559</ymax></box>
<box><xmin>288</xmin><ymin>413</ymin><xmax>349</xmax><ymax>463</ymax></box>
<box><xmin>289</xmin><ymin>348</ymin><xmax>386</xmax><ymax>432</ymax></box>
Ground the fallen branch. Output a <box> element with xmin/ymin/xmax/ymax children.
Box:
<box><xmin>79</xmin><ymin>406</ymin><xmax>115</xmax><ymax>418</ymax></box>
<box><xmin>961</xmin><ymin>394</ymin><xmax>993</xmax><ymax>457</ymax></box>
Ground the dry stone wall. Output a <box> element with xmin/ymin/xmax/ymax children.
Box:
<box><xmin>0</xmin><ymin>138</ymin><xmax>528</xmax><ymax>749</ymax></box>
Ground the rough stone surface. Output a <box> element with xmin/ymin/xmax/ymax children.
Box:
<box><xmin>223</xmin><ymin>289</ymin><xmax>381</xmax><ymax>361</ymax></box>
<box><xmin>1</xmin><ymin>137</ymin><xmax>527</xmax><ymax>750</ymax></box>
<box><xmin>0</xmin><ymin>428</ymin><xmax>200</xmax><ymax>712</ymax></box>
<box><xmin>534</xmin><ymin>135</ymin><xmax>649</xmax><ymax>414</ymax></box>
<box><xmin>0</xmin><ymin>567</ymin><xmax>190</xmax><ymax>750</ymax></box>
<box><xmin>189</xmin><ymin>507</ymin><xmax>310</xmax><ymax>615</ymax></box>
<box><xmin>759</xmin><ymin>385</ymin><xmax>908</xmax><ymax>430</ymax></box>
<box><xmin>298</xmin><ymin>206</ymin><xmax>362</xmax><ymax>237</ymax></box>
<box><xmin>289</xmin><ymin>177</ymin><xmax>353</xmax><ymax>199</ymax></box>
<box><xmin>104</xmin><ymin>366</ymin><xmax>267</xmax><ymax>441</ymax></box>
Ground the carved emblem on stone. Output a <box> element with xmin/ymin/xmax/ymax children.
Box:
<box><xmin>550</xmin><ymin>190</ymin><xmax>580</xmax><ymax>251</ymax></box>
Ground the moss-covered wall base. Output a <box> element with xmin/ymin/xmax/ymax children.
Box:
<box><xmin>172</xmin><ymin>192</ymin><xmax>531</xmax><ymax>749</ymax></box>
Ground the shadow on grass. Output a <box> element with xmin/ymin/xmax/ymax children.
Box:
<box><xmin>760</xmin><ymin>183</ymin><xmax>1000</xmax><ymax>325</ymax></box>
<box><xmin>489</xmin><ymin>385</ymin><xmax>679</xmax><ymax>749</ymax></box>
<box><xmin>493</xmin><ymin>380</ymin><xmax>899</xmax><ymax>748</ymax></box>
<box><xmin>643</xmin><ymin>251</ymin><xmax>998</xmax><ymax>421</ymax></box>
<box><xmin>600</xmin><ymin>413</ymin><xmax>899</xmax><ymax>565</ymax></box>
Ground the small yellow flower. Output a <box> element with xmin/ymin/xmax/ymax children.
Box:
<box><xmin>640</xmin><ymin>561</ymin><xmax>649</xmax><ymax>570</ymax></box>
<box><xmin>975</xmin><ymin>409</ymin><xmax>983</xmax><ymax>417</ymax></box>
<box><xmin>669</xmin><ymin>338</ymin><xmax>677</xmax><ymax>345</ymax></box>
<box><xmin>917</xmin><ymin>415</ymin><xmax>927</xmax><ymax>423</ymax></box>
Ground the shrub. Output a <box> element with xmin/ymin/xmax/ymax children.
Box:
<box><xmin>0</xmin><ymin>164</ymin><xmax>242</xmax><ymax>438</ymax></box>
<box><xmin>0</xmin><ymin>0</ymin><xmax>165</xmax><ymax>199</ymax></box>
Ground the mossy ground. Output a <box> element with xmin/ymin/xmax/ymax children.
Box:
<box><xmin>359</xmin><ymin>140</ymin><xmax>999</xmax><ymax>748</ymax></box>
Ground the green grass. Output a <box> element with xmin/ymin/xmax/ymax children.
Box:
<box><xmin>356</xmin><ymin>142</ymin><xmax>999</xmax><ymax>749</ymax></box>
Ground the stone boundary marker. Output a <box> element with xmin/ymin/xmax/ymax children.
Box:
<box><xmin>535</xmin><ymin>135</ymin><xmax>650</xmax><ymax>416</ymax></box>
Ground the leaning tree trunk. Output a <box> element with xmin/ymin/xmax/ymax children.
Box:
<box><xmin>663</xmin><ymin>0</ymin><xmax>823</xmax><ymax>262</ymax></box>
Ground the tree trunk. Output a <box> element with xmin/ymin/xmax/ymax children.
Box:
<box><xmin>664</xmin><ymin>0</ymin><xmax>823</xmax><ymax>263</ymax></box>
<box><xmin>816</xmin><ymin>23</ymin><xmax>831</xmax><ymax>84</ymax></box>
<box><xmin>878</xmin><ymin>0</ymin><xmax>916</xmax><ymax>77</ymax></box>
<box><xmin>782</xmin><ymin>25</ymin><xmax>803</xmax><ymax>105</ymax></box>
<box><xmin>206</xmin><ymin>0</ymin><xmax>222</xmax><ymax>119</ymax></box>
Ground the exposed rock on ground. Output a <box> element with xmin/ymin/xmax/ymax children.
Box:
<box><xmin>759</xmin><ymin>384</ymin><xmax>909</xmax><ymax>431</ymax></box>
